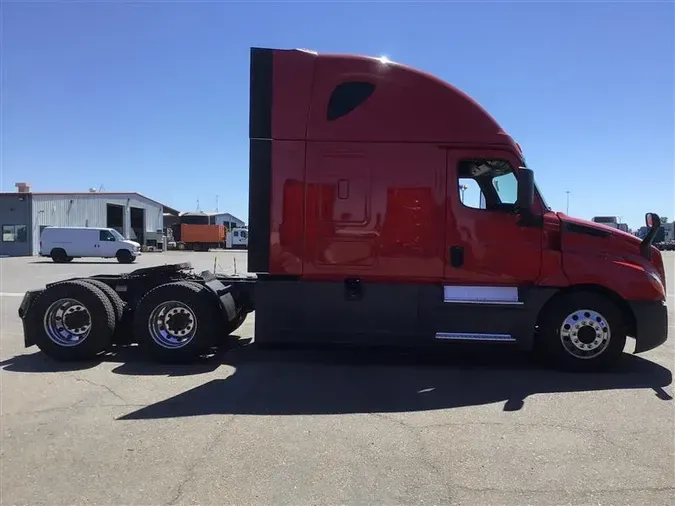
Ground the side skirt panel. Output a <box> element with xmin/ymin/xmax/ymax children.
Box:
<box><xmin>254</xmin><ymin>279</ymin><xmax>557</xmax><ymax>350</ymax></box>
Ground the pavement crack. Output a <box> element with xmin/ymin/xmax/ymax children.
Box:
<box><xmin>166</xmin><ymin>368</ymin><xmax>267</xmax><ymax>505</ymax></box>
<box><xmin>370</xmin><ymin>412</ymin><xmax>454</xmax><ymax>504</ymax></box>
<box><xmin>69</xmin><ymin>374</ymin><xmax>127</xmax><ymax>402</ymax></box>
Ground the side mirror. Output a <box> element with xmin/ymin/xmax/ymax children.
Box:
<box><xmin>516</xmin><ymin>168</ymin><xmax>534</xmax><ymax>213</ymax></box>
<box><xmin>645</xmin><ymin>213</ymin><xmax>661</xmax><ymax>229</ymax></box>
<box><xmin>640</xmin><ymin>212</ymin><xmax>662</xmax><ymax>259</ymax></box>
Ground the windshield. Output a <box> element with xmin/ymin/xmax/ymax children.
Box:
<box><xmin>109</xmin><ymin>229</ymin><xmax>125</xmax><ymax>241</ymax></box>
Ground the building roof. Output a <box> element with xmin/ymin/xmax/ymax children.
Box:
<box><xmin>0</xmin><ymin>191</ymin><xmax>180</xmax><ymax>215</ymax></box>
<box><xmin>207</xmin><ymin>211</ymin><xmax>245</xmax><ymax>222</ymax></box>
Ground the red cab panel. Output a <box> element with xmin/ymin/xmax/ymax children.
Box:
<box><xmin>302</xmin><ymin>142</ymin><xmax>446</xmax><ymax>281</ymax></box>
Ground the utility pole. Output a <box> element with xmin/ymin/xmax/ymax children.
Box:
<box><xmin>566</xmin><ymin>190</ymin><xmax>571</xmax><ymax>214</ymax></box>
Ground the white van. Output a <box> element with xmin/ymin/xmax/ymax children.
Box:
<box><xmin>226</xmin><ymin>227</ymin><xmax>248</xmax><ymax>249</ymax></box>
<box><xmin>40</xmin><ymin>227</ymin><xmax>141</xmax><ymax>263</ymax></box>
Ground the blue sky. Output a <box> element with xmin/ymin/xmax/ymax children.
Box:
<box><xmin>2</xmin><ymin>1</ymin><xmax>673</xmax><ymax>229</ymax></box>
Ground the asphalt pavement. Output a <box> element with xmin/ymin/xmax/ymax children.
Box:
<box><xmin>1</xmin><ymin>252</ymin><xmax>673</xmax><ymax>505</ymax></box>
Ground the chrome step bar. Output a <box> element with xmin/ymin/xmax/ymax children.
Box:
<box><xmin>435</xmin><ymin>332</ymin><xmax>516</xmax><ymax>342</ymax></box>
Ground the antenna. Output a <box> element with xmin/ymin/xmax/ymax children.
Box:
<box><xmin>215</xmin><ymin>195</ymin><xmax>219</xmax><ymax>213</ymax></box>
<box><xmin>196</xmin><ymin>199</ymin><xmax>201</xmax><ymax>212</ymax></box>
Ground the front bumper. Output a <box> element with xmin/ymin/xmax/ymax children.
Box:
<box><xmin>630</xmin><ymin>299</ymin><xmax>669</xmax><ymax>353</ymax></box>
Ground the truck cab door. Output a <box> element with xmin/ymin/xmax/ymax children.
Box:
<box><xmin>445</xmin><ymin>150</ymin><xmax>543</xmax><ymax>286</ymax></box>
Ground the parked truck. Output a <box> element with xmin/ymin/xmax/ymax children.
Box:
<box><xmin>172</xmin><ymin>212</ymin><xmax>226</xmax><ymax>251</ymax></box>
<box><xmin>17</xmin><ymin>47</ymin><xmax>668</xmax><ymax>371</ymax></box>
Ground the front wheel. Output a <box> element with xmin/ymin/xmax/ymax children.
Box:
<box><xmin>116</xmin><ymin>249</ymin><xmax>135</xmax><ymax>264</ymax></box>
<box><xmin>536</xmin><ymin>291</ymin><xmax>627</xmax><ymax>372</ymax></box>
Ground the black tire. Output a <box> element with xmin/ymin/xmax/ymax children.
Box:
<box><xmin>78</xmin><ymin>278</ymin><xmax>126</xmax><ymax>322</ymax></box>
<box><xmin>51</xmin><ymin>248</ymin><xmax>68</xmax><ymax>263</ymax></box>
<box><xmin>133</xmin><ymin>281</ymin><xmax>223</xmax><ymax>363</ymax></box>
<box><xmin>116</xmin><ymin>249</ymin><xmax>135</xmax><ymax>264</ymax></box>
<box><xmin>536</xmin><ymin>291</ymin><xmax>627</xmax><ymax>372</ymax></box>
<box><xmin>24</xmin><ymin>280</ymin><xmax>116</xmax><ymax>361</ymax></box>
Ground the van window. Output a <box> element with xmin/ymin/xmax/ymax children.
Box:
<box><xmin>240</xmin><ymin>230</ymin><xmax>247</xmax><ymax>239</ymax></box>
<box><xmin>327</xmin><ymin>82</ymin><xmax>375</xmax><ymax>121</ymax></box>
<box><xmin>99</xmin><ymin>230</ymin><xmax>116</xmax><ymax>241</ymax></box>
<box><xmin>233</xmin><ymin>231</ymin><xmax>239</xmax><ymax>237</ymax></box>
<box><xmin>458</xmin><ymin>159</ymin><xmax>518</xmax><ymax>211</ymax></box>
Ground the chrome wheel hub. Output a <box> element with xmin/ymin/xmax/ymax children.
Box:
<box><xmin>43</xmin><ymin>298</ymin><xmax>92</xmax><ymax>347</ymax></box>
<box><xmin>560</xmin><ymin>309</ymin><xmax>610</xmax><ymax>359</ymax></box>
<box><xmin>148</xmin><ymin>300</ymin><xmax>198</xmax><ymax>349</ymax></box>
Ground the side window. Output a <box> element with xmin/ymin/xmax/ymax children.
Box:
<box><xmin>99</xmin><ymin>230</ymin><xmax>115</xmax><ymax>241</ymax></box>
<box><xmin>326</xmin><ymin>82</ymin><xmax>375</xmax><ymax>121</ymax></box>
<box><xmin>458</xmin><ymin>159</ymin><xmax>517</xmax><ymax>211</ymax></box>
<box><xmin>491</xmin><ymin>172</ymin><xmax>518</xmax><ymax>205</ymax></box>
<box><xmin>233</xmin><ymin>231</ymin><xmax>239</xmax><ymax>237</ymax></box>
<box><xmin>240</xmin><ymin>230</ymin><xmax>248</xmax><ymax>239</ymax></box>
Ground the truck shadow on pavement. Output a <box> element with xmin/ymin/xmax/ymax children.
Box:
<box><xmin>2</xmin><ymin>342</ymin><xmax>671</xmax><ymax>418</ymax></box>
<box><xmin>111</xmin><ymin>343</ymin><xmax>672</xmax><ymax>420</ymax></box>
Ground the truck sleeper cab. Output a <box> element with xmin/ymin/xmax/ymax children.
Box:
<box><xmin>248</xmin><ymin>47</ymin><xmax>668</xmax><ymax>371</ymax></box>
<box><xmin>16</xmin><ymin>47</ymin><xmax>668</xmax><ymax>371</ymax></box>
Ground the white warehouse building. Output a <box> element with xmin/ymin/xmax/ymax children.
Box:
<box><xmin>0</xmin><ymin>183</ymin><xmax>179</xmax><ymax>256</ymax></box>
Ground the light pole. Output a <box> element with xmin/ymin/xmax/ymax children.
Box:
<box><xmin>566</xmin><ymin>191</ymin><xmax>571</xmax><ymax>214</ymax></box>
<box><xmin>460</xmin><ymin>184</ymin><xmax>468</xmax><ymax>203</ymax></box>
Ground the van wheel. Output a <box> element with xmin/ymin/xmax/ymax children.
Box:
<box><xmin>24</xmin><ymin>280</ymin><xmax>116</xmax><ymax>361</ymax></box>
<box><xmin>536</xmin><ymin>291</ymin><xmax>626</xmax><ymax>372</ymax></box>
<box><xmin>116</xmin><ymin>250</ymin><xmax>135</xmax><ymax>264</ymax></box>
<box><xmin>133</xmin><ymin>281</ymin><xmax>222</xmax><ymax>363</ymax></box>
<box><xmin>50</xmin><ymin>248</ymin><xmax>68</xmax><ymax>263</ymax></box>
<box><xmin>78</xmin><ymin>279</ymin><xmax>126</xmax><ymax>322</ymax></box>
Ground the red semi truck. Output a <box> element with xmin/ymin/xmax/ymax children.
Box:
<box><xmin>17</xmin><ymin>47</ymin><xmax>668</xmax><ymax>371</ymax></box>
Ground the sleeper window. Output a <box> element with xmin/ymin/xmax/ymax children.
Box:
<box><xmin>327</xmin><ymin>82</ymin><xmax>375</xmax><ymax>121</ymax></box>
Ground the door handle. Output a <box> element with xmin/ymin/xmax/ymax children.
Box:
<box><xmin>449</xmin><ymin>246</ymin><xmax>464</xmax><ymax>268</ymax></box>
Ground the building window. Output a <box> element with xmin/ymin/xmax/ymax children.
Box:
<box><xmin>2</xmin><ymin>224</ymin><xmax>27</xmax><ymax>242</ymax></box>
<box><xmin>327</xmin><ymin>82</ymin><xmax>376</xmax><ymax>121</ymax></box>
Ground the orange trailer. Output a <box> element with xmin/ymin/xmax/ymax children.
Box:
<box><xmin>172</xmin><ymin>223</ymin><xmax>226</xmax><ymax>251</ymax></box>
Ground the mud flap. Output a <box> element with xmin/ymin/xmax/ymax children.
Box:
<box><xmin>18</xmin><ymin>290</ymin><xmax>43</xmax><ymax>347</ymax></box>
<box><xmin>201</xmin><ymin>271</ymin><xmax>237</xmax><ymax>323</ymax></box>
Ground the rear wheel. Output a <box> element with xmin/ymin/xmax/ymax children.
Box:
<box><xmin>133</xmin><ymin>281</ymin><xmax>222</xmax><ymax>363</ymax></box>
<box><xmin>536</xmin><ymin>291</ymin><xmax>627</xmax><ymax>372</ymax></box>
<box><xmin>25</xmin><ymin>280</ymin><xmax>116</xmax><ymax>361</ymax></box>
<box><xmin>78</xmin><ymin>278</ymin><xmax>125</xmax><ymax>322</ymax></box>
<box><xmin>50</xmin><ymin>248</ymin><xmax>69</xmax><ymax>263</ymax></box>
